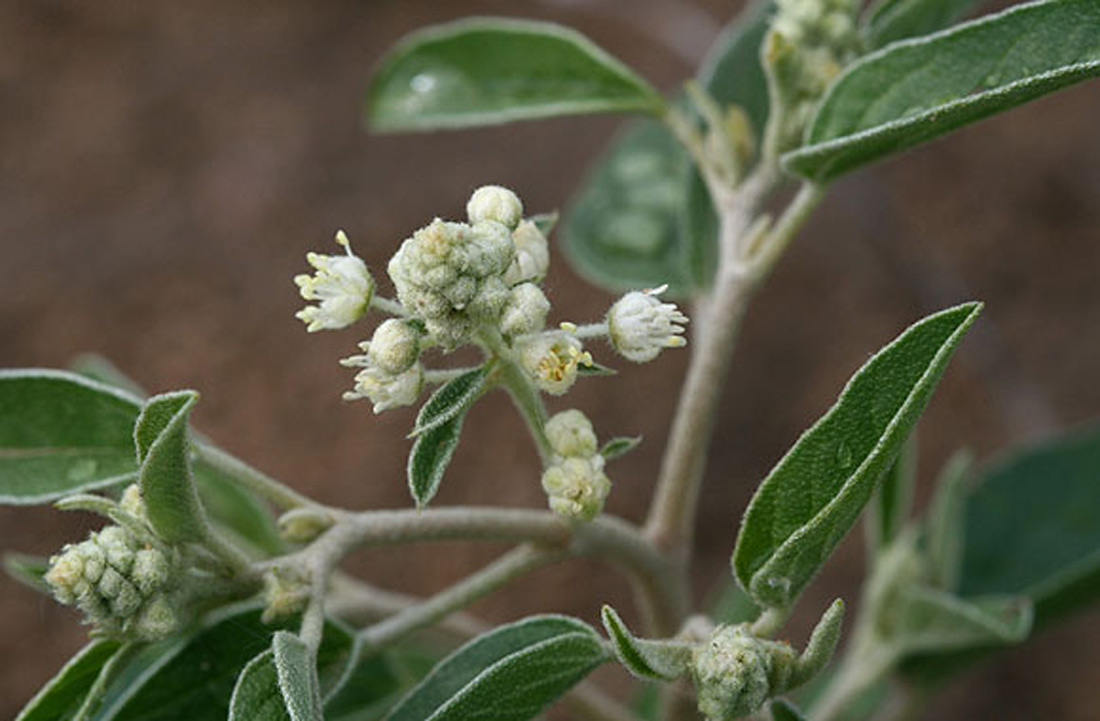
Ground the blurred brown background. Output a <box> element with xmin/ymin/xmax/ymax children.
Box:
<box><xmin>2</xmin><ymin>0</ymin><xmax>1099</xmax><ymax>718</ymax></box>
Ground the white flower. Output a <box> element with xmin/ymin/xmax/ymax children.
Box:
<box><xmin>517</xmin><ymin>331</ymin><xmax>592</xmax><ymax>396</ymax></box>
<box><xmin>607</xmin><ymin>284</ymin><xmax>689</xmax><ymax>363</ymax></box>
<box><xmin>503</xmin><ymin>220</ymin><xmax>550</xmax><ymax>286</ymax></box>
<box><xmin>541</xmin><ymin>456</ymin><xmax>611</xmax><ymax>522</ymax></box>
<box><xmin>294</xmin><ymin>231</ymin><xmax>374</xmax><ymax>332</ymax></box>
<box><xmin>500</xmin><ymin>283</ymin><xmax>550</xmax><ymax>337</ymax></box>
<box><xmin>545</xmin><ymin>409</ymin><xmax>598</xmax><ymax>459</ymax></box>
<box><xmin>342</xmin><ymin>360</ymin><xmax>423</xmax><ymax>413</ymax></box>
<box><xmin>467</xmin><ymin>185</ymin><xmax>524</xmax><ymax>230</ymax></box>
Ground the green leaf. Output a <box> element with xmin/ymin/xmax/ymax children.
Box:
<box><xmin>273</xmin><ymin>632</ymin><xmax>323</xmax><ymax>721</ymax></box>
<box><xmin>69</xmin><ymin>354</ymin><xmax>147</xmax><ymax>398</ymax></box>
<box><xmin>563</xmin><ymin>0</ymin><xmax>775</xmax><ymax>296</ymax></box>
<box><xmin>958</xmin><ymin>423</ymin><xmax>1100</xmax><ymax>626</ymax></box>
<box><xmin>407</xmin><ymin>414</ymin><xmax>464</xmax><ymax>509</ymax></box>
<box><xmin>4</xmin><ymin>552</ymin><xmax>51</xmax><ymax>595</ymax></box>
<box><xmin>323</xmin><ymin>644</ymin><xmax>404</xmax><ymax>721</ymax></box>
<box><xmin>530</xmin><ymin>212</ymin><xmax>559</xmax><ymax>239</ymax></box>
<box><xmin>229</xmin><ymin>651</ymin><xmax>291</xmax><ymax>721</ymax></box>
<box><xmin>705</xmin><ymin>580</ymin><xmax>760</xmax><ymax>625</ymax></box>
<box><xmin>563</xmin><ymin>119</ymin><xmax>696</xmax><ymax>296</ymax></box>
<box><xmin>135</xmin><ymin>391</ymin><xmax>209</xmax><ymax>543</ymax></box>
<box><xmin>0</xmin><ymin>370</ymin><xmax>142</xmax><ymax>504</ymax></box>
<box><xmin>412</xmin><ymin>366</ymin><xmax>490</xmax><ymax>438</ymax></box>
<box><xmin>16</xmin><ymin>640</ymin><xmax>122</xmax><ymax>721</ymax></box>
<box><xmin>94</xmin><ymin>605</ymin><xmax>354</xmax><ymax>720</ymax></box>
<box><xmin>600</xmin><ymin>606</ymin><xmax>692</xmax><ymax>682</ymax></box>
<box><xmin>892</xmin><ymin>586</ymin><xmax>1032</xmax><ymax>655</ymax></box>
<box><xmin>386</xmin><ymin>615</ymin><xmax>608</xmax><ymax>721</ymax></box>
<box><xmin>923</xmin><ymin>450</ymin><xmax>972</xmax><ymax>592</ymax></box>
<box><xmin>733</xmin><ymin>303</ymin><xmax>982</xmax><ymax>610</ymax></box>
<box><xmin>770</xmin><ymin>698</ymin><xmax>810</xmax><ymax>721</ymax></box>
<box><xmin>575</xmin><ymin>359</ymin><xmax>617</xmax><ymax>377</ymax></box>
<box><xmin>865</xmin><ymin>0</ymin><xmax>985</xmax><ymax>47</ymax></box>
<box><xmin>599</xmin><ymin>436</ymin><xmax>642</xmax><ymax>461</ymax></box>
<box><xmin>784</xmin><ymin>0</ymin><xmax>1100</xmax><ymax>182</ymax></box>
<box><xmin>193</xmin><ymin>460</ymin><xmax>285</xmax><ymax>556</ymax></box>
<box><xmin>366</xmin><ymin>18</ymin><xmax>662</xmax><ymax>132</ymax></box>
<box><xmin>865</xmin><ymin>435</ymin><xmax>917</xmax><ymax>554</ymax></box>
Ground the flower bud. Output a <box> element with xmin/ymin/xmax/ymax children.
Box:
<box><xmin>541</xmin><ymin>457</ymin><xmax>611</xmax><ymax>522</ymax></box>
<box><xmin>278</xmin><ymin>507</ymin><xmax>335</xmax><ymax>544</ymax></box>
<box><xmin>367</xmin><ymin>319</ymin><xmax>422</xmax><ymax>374</ymax></box>
<box><xmin>608</xmin><ymin>285</ymin><xmax>689</xmax><ymax>363</ymax></box>
<box><xmin>503</xmin><ymin>220</ymin><xmax>550</xmax><ymax>286</ymax></box>
<box><xmin>692</xmin><ymin>625</ymin><xmax>788</xmax><ymax>721</ymax></box>
<box><xmin>467</xmin><ymin>185</ymin><xmax>524</xmax><ymax>230</ymax></box>
<box><xmin>130</xmin><ymin>595</ymin><xmax>181</xmax><ymax>642</ymax></box>
<box><xmin>545</xmin><ymin>409</ymin><xmax>598</xmax><ymax>459</ymax></box>
<box><xmin>132</xmin><ymin>547</ymin><xmax>172</xmax><ymax>597</ymax></box>
<box><xmin>295</xmin><ymin>231</ymin><xmax>374</xmax><ymax>332</ymax></box>
<box><xmin>262</xmin><ymin>565</ymin><xmax>310</xmax><ymax>623</ymax></box>
<box><xmin>343</xmin><ymin>362</ymin><xmax>424</xmax><ymax>413</ymax></box>
<box><xmin>500</xmin><ymin>283</ymin><xmax>550</xmax><ymax>337</ymax></box>
<box><xmin>518</xmin><ymin>331</ymin><xmax>592</xmax><ymax>396</ymax></box>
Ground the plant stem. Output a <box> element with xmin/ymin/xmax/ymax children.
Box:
<box><xmin>194</xmin><ymin>442</ymin><xmax>318</xmax><ymax>511</ymax></box>
<box><xmin>359</xmin><ymin>544</ymin><xmax>564</xmax><ymax>649</ymax></box>
<box><xmin>749</xmin><ymin>182</ymin><xmax>826</xmax><ymax>283</ymax></box>
<box><xmin>370</xmin><ymin>295</ymin><xmax>407</xmax><ymax>316</ymax></box>
<box><xmin>645</xmin><ymin>170</ymin><xmax>774</xmax><ymax>555</ymax></box>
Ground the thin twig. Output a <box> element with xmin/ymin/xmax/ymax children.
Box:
<box><xmin>194</xmin><ymin>442</ymin><xmax>318</xmax><ymax>511</ymax></box>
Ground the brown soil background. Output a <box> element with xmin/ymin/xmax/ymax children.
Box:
<box><xmin>2</xmin><ymin>1</ymin><xmax>1099</xmax><ymax>718</ymax></box>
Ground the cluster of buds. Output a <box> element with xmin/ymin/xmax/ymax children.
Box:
<box><xmin>764</xmin><ymin>0</ymin><xmax>863</xmax><ymax>152</ymax></box>
<box><xmin>44</xmin><ymin>486</ymin><xmax>182</xmax><ymax>642</ymax></box>
<box><xmin>541</xmin><ymin>410</ymin><xmax>611</xmax><ymax>521</ymax></box>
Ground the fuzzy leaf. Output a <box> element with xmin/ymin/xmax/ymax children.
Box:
<box><xmin>865</xmin><ymin>0</ymin><xmax>986</xmax><ymax>47</ymax></box>
<box><xmin>16</xmin><ymin>640</ymin><xmax>122</xmax><ymax>721</ymax></box>
<box><xmin>367</xmin><ymin>18</ymin><xmax>662</xmax><ymax>131</ymax></box>
<box><xmin>385</xmin><ymin>615</ymin><xmax>608</xmax><ymax>721</ymax></box>
<box><xmin>733</xmin><ymin>303</ymin><xmax>981</xmax><ymax>610</ymax></box>
<box><xmin>576</xmin><ymin>360</ymin><xmax>617</xmax><ymax>377</ymax></box>
<box><xmin>893</xmin><ymin>586</ymin><xmax>1032</xmax><ymax>655</ymax></box>
<box><xmin>563</xmin><ymin>119</ymin><xmax>696</xmax><ymax>296</ymax></box>
<box><xmin>865</xmin><ymin>436</ymin><xmax>917</xmax><ymax>554</ymax></box>
<box><xmin>4</xmin><ymin>552</ymin><xmax>51</xmax><ymax>595</ymax></box>
<box><xmin>323</xmin><ymin>644</ymin><xmax>404</xmax><ymax>721</ymax></box>
<box><xmin>94</xmin><ymin>605</ymin><xmax>354</xmax><ymax>720</ymax></box>
<box><xmin>229</xmin><ymin>651</ymin><xmax>290</xmax><ymax>721</ymax></box>
<box><xmin>135</xmin><ymin>391</ymin><xmax>209</xmax><ymax>543</ymax></box>
<box><xmin>784</xmin><ymin>0</ymin><xmax>1100</xmax><ymax>182</ymax></box>
<box><xmin>924</xmin><ymin>450</ymin><xmax>972</xmax><ymax>591</ymax></box>
<box><xmin>0</xmin><ymin>370</ymin><xmax>142</xmax><ymax>504</ymax></box>
<box><xmin>959</xmin><ymin>423</ymin><xmax>1100</xmax><ymax>626</ymax></box>
<box><xmin>600</xmin><ymin>436</ymin><xmax>642</xmax><ymax>461</ymax></box>
<box><xmin>600</xmin><ymin>606</ymin><xmax>692</xmax><ymax>682</ymax></box>
<box><xmin>412</xmin><ymin>366</ymin><xmax>489</xmax><ymax>438</ymax></box>
<box><xmin>407</xmin><ymin>414</ymin><xmax>465</xmax><ymax>509</ymax></box>
<box><xmin>273</xmin><ymin>632</ymin><xmax>323</xmax><ymax>721</ymax></box>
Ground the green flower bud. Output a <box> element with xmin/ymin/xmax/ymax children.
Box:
<box><xmin>545</xmin><ymin>409</ymin><xmax>598</xmax><ymax>459</ymax></box>
<box><xmin>692</xmin><ymin>625</ymin><xmax>790</xmax><ymax>721</ymax></box>
<box><xmin>500</xmin><ymin>283</ymin><xmax>550</xmax><ymax>337</ymax></box>
<box><xmin>467</xmin><ymin>185</ymin><xmax>523</xmax><ymax>230</ymax></box>
<box><xmin>277</xmin><ymin>507</ymin><xmax>335</xmax><ymax>543</ymax></box>
<box><xmin>503</xmin><ymin>220</ymin><xmax>550</xmax><ymax>286</ymax></box>
<box><xmin>119</xmin><ymin>483</ymin><xmax>146</xmax><ymax>519</ymax></box>
<box><xmin>130</xmin><ymin>595</ymin><xmax>181</xmax><ymax>642</ymax></box>
<box><xmin>263</xmin><ymin>565</ymin><xmax>311</xmax><ymax>623</ymax></box>
<box><xmin>367</xmin><ymin>319</ymin><xmax>422</xmax><ymax>374</ymax></box>
<box><xmin>541</xmin><ymin>456</ymin><xmax>611</xmax><ymax>522</ymax></box>
<box><xmin>132</xmin><ymin>547</ymin><xmax>171</xmax><ymax>597</ymax></box>
<box><xmin>518</xmin><ymin>331</ymin><xmax>592</xmax><ymax>396</ymax></box>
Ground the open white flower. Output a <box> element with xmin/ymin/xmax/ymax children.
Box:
<box><xmin>517</xmin><ymin>331</ymin><xmax>593</xmax><ymax>396</ymax></box>
<box><xmin>342</xmin><ymin>360</ymin><xmax>423</xmax><ymax>414</ymax></box>
<box><xmin>295</xmin><ymin>230</ymin><xmax>374</xmax><ymax>332</ymax></box>
<box><xmin>607</xmin><ymin>284</ymin><xmax>689</xmax><ymax>363</ymax></box>
<box><xmin>541</xmin><ymin>456</ymin><xmax>611</xmax><ymax>522</ymax></box>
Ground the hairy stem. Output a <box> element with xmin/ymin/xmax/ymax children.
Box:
<box><xmin>359</xmin><ymin>544</ymin><xmax>564</xmax><ymax>649</ymax></box>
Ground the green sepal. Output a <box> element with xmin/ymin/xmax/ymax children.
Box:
<box><xmin>600</xmin><ymin>605</ymin><xmax>693</xmax><ymax>682</ymax></box>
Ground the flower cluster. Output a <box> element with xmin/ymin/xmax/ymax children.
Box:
<box><xmin>541</xmin><ymin>410</ymin><xmax>611</xmax><ymax>521</ymax></box>
<box><xmin>765</xmin><ymin>0</ymin><xmax>863</xmax><ymax>151</ymax></box>
<box><xmin>45</xmin><ymin>487</ymin><xmax>182</xmax><ymax>641</ymax></box>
